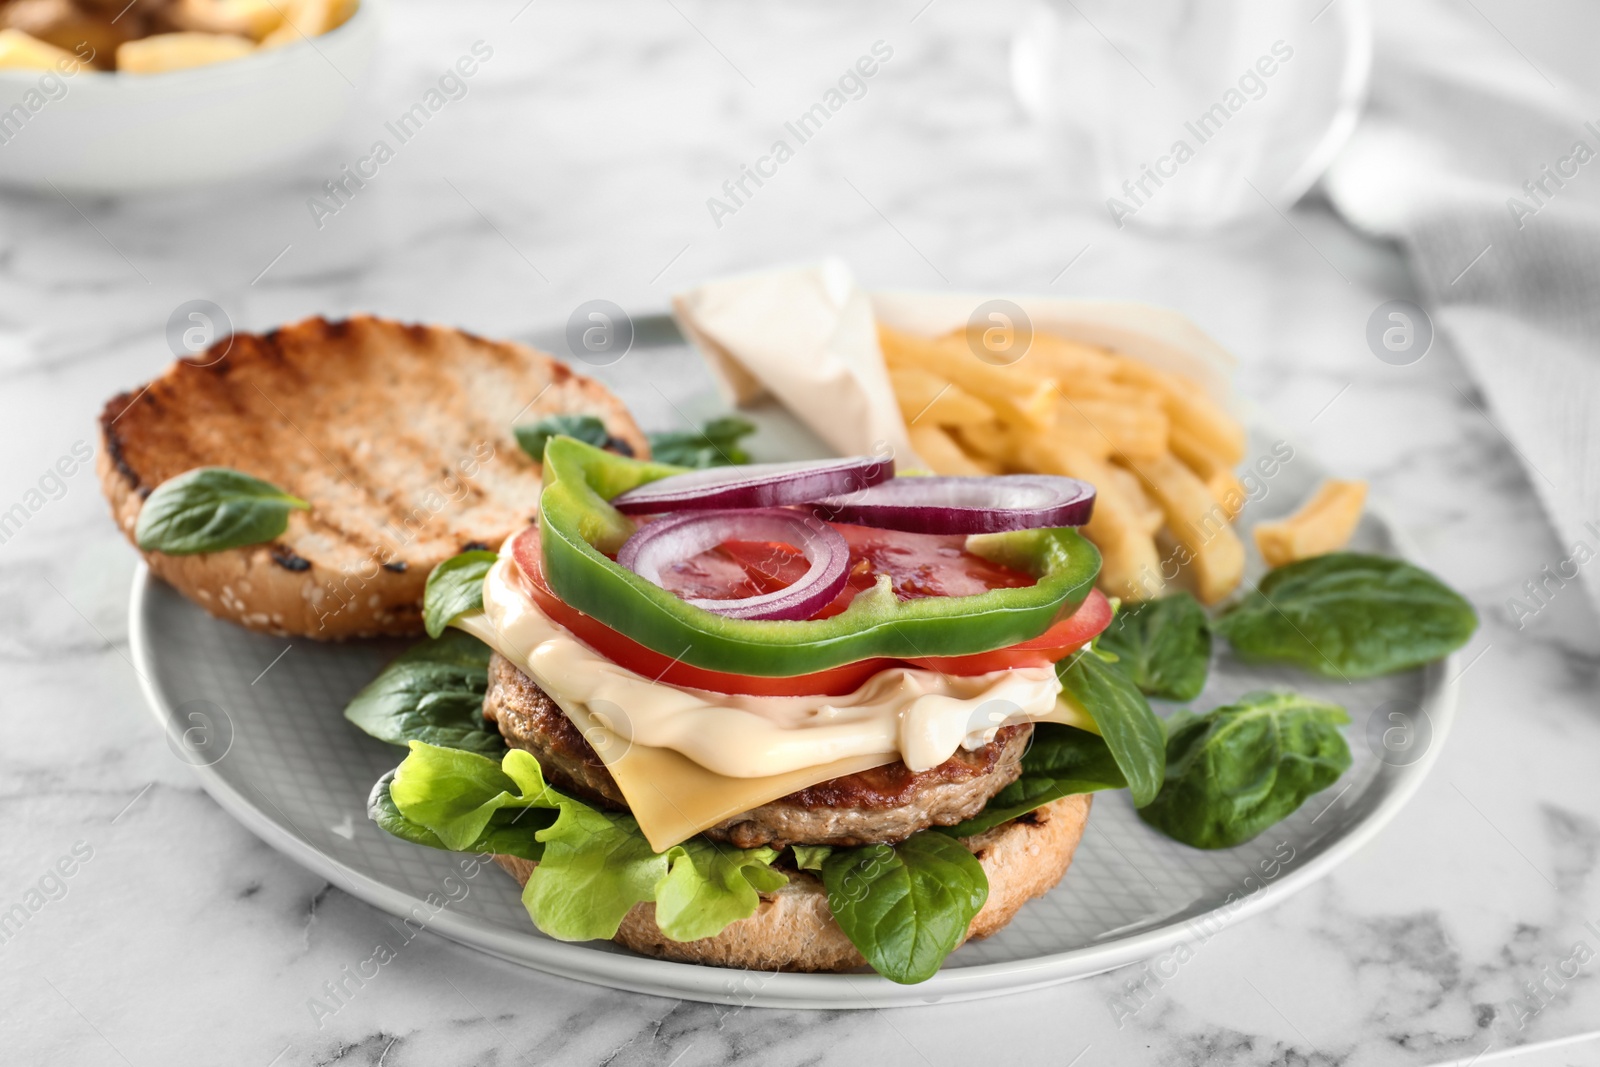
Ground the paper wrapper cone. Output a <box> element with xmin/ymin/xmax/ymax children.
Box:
<box><xmin>672</xmin><ymin>258</ymin><xmax>1240</xmax><ymax>469</ymax></box>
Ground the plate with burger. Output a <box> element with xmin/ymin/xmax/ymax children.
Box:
<box><xmin>112</xmin><ymin>303</ymin><xmax>1475</xmax><ymax>1008</ymax></box>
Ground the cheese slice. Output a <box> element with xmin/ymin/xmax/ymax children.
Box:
<box><xmin>457</xmin><ymin>551</ymin><xmax>1104</xmax><ymax>851</ymax></box>
<box><xmin>458</xmin><ymin>612</ymin><xmax>895</xmax><ymax>851</ymax></box>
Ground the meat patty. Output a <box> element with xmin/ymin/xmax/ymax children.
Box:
<box><xmin>482</xmin><ymin>652</ymin><xmax>1031</xmax><ymax>848</ymax></box>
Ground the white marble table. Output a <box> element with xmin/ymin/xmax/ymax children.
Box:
<box><xmin>2</xmin><ymin>1</ymin><xmax>1598</xmax><ymax>1064</ymax></box>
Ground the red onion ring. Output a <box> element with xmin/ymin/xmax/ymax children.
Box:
<box><xmin>616</xmin><ymin>508</ymin><xmax>849</xmax><ymax>620</ymax></box>
<box><xmin>812</xmin><ymin>475</ymin><xmax>1096</xmax><ymax>534</ymax></box>
<box><xmin>611</xmin><ymin>456</ymin><xmax>892</xmax><ymax>515</ymax></box>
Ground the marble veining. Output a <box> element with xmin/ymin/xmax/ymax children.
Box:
<box><xmin>1</xmin><ymin>0</ymin><xmax>1598</xmax><ymax>1064</ymax></box>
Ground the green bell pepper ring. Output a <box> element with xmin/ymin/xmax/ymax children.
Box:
<box><xmin>535</xmin><ymin>436</ymin><xmax>1103</xmax><ymax>677</ymax></box>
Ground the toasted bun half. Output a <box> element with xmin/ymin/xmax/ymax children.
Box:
<box><xmin>98</xmin><ymin>315</ymin><xmax>647</xmax><ymax>639</ymax></box>
<box><xmin>493</xmin><ymin>794</ymin><xmax>1091</xmax><ymax>974</ymax></box>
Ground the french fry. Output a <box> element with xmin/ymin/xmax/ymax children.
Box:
<box><xmin>953</xmin><ymin>320</ymin><xmax>1028</xmax><ymax>368</ymax></box>
<box><xmin>879</xmin><ymin>325</ymin><xmax>1053</xmax><ymax>430</ymax></box>
<box><xmin>259</xmin><ymin>0</ymin><xmax>358</xmax><ymax>47</ymax></box>
<box><xmin>889</xmin><ymin>369</ymin><xmax>994</xmax><ymax>430</ymax></box>
<box><xmin>1020</xmin><ymin>331</ymin><xmax>1121</xmax><ymax>380</ymax></box>
<box><xmin>1016</xmin><ymin>436</ymin><xmax>1164</xmax><ymax>600</ymax></box>
<box><xmin>1057</xmin><ymin>396</ymin><xmax>1168</xmax><ymax>462</ymax></box>
<box><xmin>1253</xmin><ymin>479</ymin><xmax>1367</xmax><ymax>568</ymax></box>
<box><xmin>174</xmin><ymin>0</ymin><xmax>285</xmax><ymax>41</ymax></box>
<box><xmin>880</xmin><ymin>324</ymin><xmax>1249</xmax><ymax>604</ymax></box>
<box><xmin>1132</xmin><ymin>454</ymin><xmax>1245</xmax><ymax>604</ymax></box>
<box><xmin>116</xmin><ymin>32</ymin><xmax>254</xmax><ymax>73</ymax></box>
<box><xmin>1052</xmin><ymin>375</ymin><xmax>1151</xmax><ymax>408</ymax></box>
<box><xmin>1168</xmin><ymin>422</ymin><xmax>1248</xmax><ymax>517</ymax></box>
<box><xmin>949</xmin><ymin>416</ymin><xmax>1018</xmax><ymax>469</ymax></box>
<box><xmin>1114</xmin><ymin>360</ymin><xmax>1246</xmax><ymax>465</ymax></box>
<box><xmin>1047</xmin><ymin>402</ymin><xmax>1115</xmax><ymax>461</ymax></box>
<box><xmin>1169</xmin><ymin>421</ymin><xmax>1230</xmax><ymax>479</ymax></box>
<box><xmin>908</xmin><ymin>424</ymin><xmax>996</xmax><ymax>476</ymax></box>
<box><xmin>1106</xmin><ymin>461</ymin><xmax>1164</xmax><ymax>536</ymax></box>
<box><xmin>0</xmin><ymin>28</ymin><xmax>76</xmax><ymax>69</ymax></box>
<box><xmin>1204</xmin><ymin>468</ymin><xmax>1249</xmax><ymax>520</ymax></box>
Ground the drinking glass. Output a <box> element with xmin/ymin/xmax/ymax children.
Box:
<box><xmin>1011</xmin><ymin>0</ymin><xmax>1372</xmax><ymax>230</ymax></box>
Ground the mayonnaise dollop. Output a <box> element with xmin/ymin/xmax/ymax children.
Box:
<box><xmin>469</xmin><ymin>555</ymin><xmax>1068</xmax><ymax>778</ymax></box>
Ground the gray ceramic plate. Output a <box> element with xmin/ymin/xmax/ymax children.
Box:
<box><xmin>127</xmin><ymin>316</ymin><xmax>1459</xmax><ymax>1009</ymax></box>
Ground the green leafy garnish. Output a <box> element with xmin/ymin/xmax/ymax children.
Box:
<box><xmin>524</xmin><ymin>795</ymin><xmax>671</xmax><ymax>940</ymax></box>
<box><xmin>1137</xmin><ymin>691</ymin><xmax>1351</xmax><ymax>849</ymax></box>
<box><xmin>655</xmin><ymin>839</ymin><xmax>787</xmax><ymax>941</ymax></box>
<box><xmin>383</xmin><ymin>743</ymin><xmax>787</xmax><ymax>943</ymax></box>
<box><xmin>1058</xmin><ymin>648</ymin><xmax>1166</xmax><ymax>807</ymax></box>
<box><xmin>515</xmin><ymin>412</ymin><xmax>754</xmax><ymax>467</ymax></box>
<box><xmin>343</xmin><ymin>631</ymin><xmax>503</xmax><ymax>754</ymax></box>
<box><xmin>821</xmin><ymin>832</ymin><xmax>988</xmax><ymax>985</ymax></box>
<box><xmin>941</xmin><ymin>724</ymin><xmax>1126</xmax><ymax>837</ymax></box>
<box><xmin>422</xmin><ymin>550</ymin><xmax>499</xmax><ymax>638</ymax></box>
<box><xmin>646</xmin><ymin>415</ymin><xmax>756</xmax><ymax>469</ymax></box>
<box><xmin>1098</xmin><ymin>592</ymin><xmax>1212</xmax><ymax>701</ymax></box>
<box><xmin>790</xmin><ymin>844</ymin><xmax>832</xmax><ymax>871</ymax></box>
<box><xmin>134</xmin><ymin>467</ymin><xmax>308</xmax><ymax>555</ymax></box>
<box><xmin>367</xmin><ymin>770</ymin><xmax>545</xmax><ymax>860</ymax></box>
<box><xmin>1215</xmin><ymin>552</ymin><xmax>1477</xmax><ymax>678</ymax></box>
<box><xmin>515</xmin><ymin>414</ymin><xmax>620</xmax><ymax>462</ymax></box>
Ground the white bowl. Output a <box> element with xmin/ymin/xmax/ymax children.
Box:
<box><xmin>0</xmin><ymin>1</ymin><xmax>376</xmax><ymax>194</ymax></box>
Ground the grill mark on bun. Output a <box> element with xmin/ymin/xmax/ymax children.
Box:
<box><xmin>271</xmin><ymin>547</ymin><xmax>312</xmax><ymax>572</ymax></box>
<box><xmin>93</xmin><ymin>313</ymin><xmax>648</xmax><ymax>638</ymax></box>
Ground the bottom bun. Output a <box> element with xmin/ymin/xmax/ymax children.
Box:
<box><xmin>493</xmin><ymin>794</ymin><xmax>1091</xmax><ymax>974</ymax></box>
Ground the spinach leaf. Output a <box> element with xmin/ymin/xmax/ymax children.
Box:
<box><xmin>1137</xmin><ymin>690</ymin><xmax>1351</xmax><ymax>849</ymax></box>
<box><xmin>1215</xmin><ymin>552</ymin><xmax>1477</xmax><ymax>678</ymax></box>
<box><xmin>514</xmin><ymin>414</ymin><xmax>628</xmax><ymax>463</ymax></box>
<box><xmin>647</xmin><ymin>415</ymin><xmax>756</xmax><ymax>469</ymax></box>
<box><xmin>343</xmin><ymin>631</ymin><xmax>503</xmax><ymax>754</ymax></box>
<box><xmin>821</xmin><ymin>832</ymin><xmax>988</xmax><ymax>985</ymax></box>
<box><xmin>1058</xmin><ymin>649</ymin><xmax>1166</xmax><ymax>806</ymax></box>
<box><xmin>1098</xmin><ymin>592</ymin><xmax>1211</xmax><ymax>701</ymax></box>
<box><xmin>422</xmin><ymin>550</ymin><xmax>499</xmax><ymax>638</ymax></box>
<box><xmin>135</xmin><ymin>467</ymin><xmax>309</xmax><ymax>555</ymax></box>
<box><xmin>941</xmin><ymin>724</ymin><xmax>1126</xmax><ymax>837</ymax></box>
<box><xmin>366</xmin><ymin>769</ymin><xmax>545</xmax><ymax>861</ymax></box>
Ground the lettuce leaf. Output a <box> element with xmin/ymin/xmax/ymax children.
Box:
<box><xmin>524</xmin><ymin>799</ymin><xmax>668</xmax><ymax>940</ymax></box>
<box><xmin>378</xmin><ymin>742</ymin><xmax>789</xmax><ymax>943</ymax></box>
<box><xmin>656</xmin><ymin>839</ymin><xmax>785</xmax><ymax>941</ymax></box>
<box><xmin>388</xmin><ymin>743</ymin><xmax>559</xmax><ymax>849</ymax></box>
<box><xmin>790</xmin><ymin>844</ymin><xmax>832</xmax><ymax>871</ymax></box>
<box><xmin>367</xmin><ymin>769</ymin><xmax>547</xmax><ymax>861</ymax></box>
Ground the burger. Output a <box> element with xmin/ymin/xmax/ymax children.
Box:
<box><xmin>353</xmin><ymin>435</ymin><xmax>1161</xmax><ymax>983</ymax></box>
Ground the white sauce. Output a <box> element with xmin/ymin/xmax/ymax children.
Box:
<box><xmin>470</xmin><ymin>554</ymin><xmax>1073</xmax><ymax>779</ymax></box>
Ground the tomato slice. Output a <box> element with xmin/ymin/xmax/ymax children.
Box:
<box><xmin>508</xmin><ymin>524</ymin><xmax>1109</xmax><ymax>697</ymax></box>
<box><xmin>831</xmin><ymin>522</ymin><xmax>1036</xmax><ymax>599</ymax></box>
<box><xmin>512</xmin><ymin>526</ymin><xmax>892</xmax><ymax>696</ymax></box>
<box><xmin>664</xmin><ymin>523</ymin><xmax>1036</xmax><ymax>619</ymax></box>
<box><xmin>905</xmin><ymin>588</ymin><xmax>1112</xmax><ymax>673</ymax></box>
